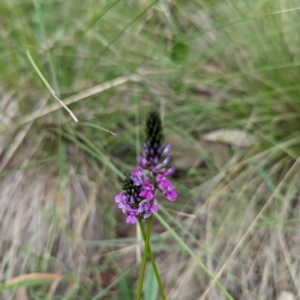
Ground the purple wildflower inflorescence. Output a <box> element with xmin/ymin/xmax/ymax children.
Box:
<box><xmin>115</xmin><ymin>111</ymin><xmax>177</xmax><ymax>224</ymax></box>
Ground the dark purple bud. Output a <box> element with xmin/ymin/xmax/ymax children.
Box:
<box><xmin>143</xmin><ymin>149</ymin><xmax>149</xmax><ymax>157</ymax></box>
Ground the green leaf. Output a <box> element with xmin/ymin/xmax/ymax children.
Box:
<box><xmin>118</xmin><ymin>275</ymin><xmax>134</xmax><ymax>300</ymax></box>
<box><xmin>144</xmin><ymin>266</ymin><xmax>159</xmax><ymax>300</ymax></box>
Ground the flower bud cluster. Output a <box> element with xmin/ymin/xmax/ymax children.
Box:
<box><xmin>115</xmin><ymin>167</ymin><xmax>158</xmax><ymax>224</ymax></box>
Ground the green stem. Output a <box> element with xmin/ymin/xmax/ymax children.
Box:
<box><xmin>138</xmin><ymin>216</ymin><xmax>167</xmax><ymax>300</ymax></box>
<box><xmin>136</xmin><ymin>216</ymin><xmax>151</xmax><ymax>300</ymax></box>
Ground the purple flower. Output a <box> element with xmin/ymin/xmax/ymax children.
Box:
<box><xmin>139</xmin><ymin>181</ymin><xmax>154</xmax><ymax>200</ymax></box>
<box><xmin>158</xmin><ymin>179</ymin><xmax>177</xmax><ymax>201</ymax></box>
<box><xmin>138</xmin><ymin>199</ymin><xmax>158</xmax><ymax>219</ymax></box>
<box><xmin>114</xmin><ymin>171</ymin><xmax>158</xmax><ymax>223</ymax></box>
<box><xmin>163</xmin><ymin>190</ymin><xmax>177</xmax><ymax>202</ymax></box>
<box><xmin>131</xmin><ymin>166</ymin><xmax>145</xmax><ymax>186</ymax></box>
<box><xmin>115</xmin><ymin>193</ymin><xmax>125</xmax><ymax>204</ymax></box>
<box><xmin>159</xmin><ymin>180</ymin><xmax>175</xmax><ymax>192</ymax></box>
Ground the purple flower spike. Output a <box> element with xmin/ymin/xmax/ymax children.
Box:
<box><xmin>114</xmin><ymin>111</ymin><xmax>177</xmax><ymax>224</ymax></box>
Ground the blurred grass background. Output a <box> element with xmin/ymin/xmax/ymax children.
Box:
<box><xmin>0</xmin><ymin>0</ymin><xmax>299</xmax><ymax>299</ymax></box>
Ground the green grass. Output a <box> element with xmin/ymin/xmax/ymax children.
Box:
<box><xmin>0</xmin><ymin>0</ymin><xmax>300</xmax><ymax>299</ymax></box>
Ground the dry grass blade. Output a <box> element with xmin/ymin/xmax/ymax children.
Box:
<box><xmin>18</xmin><ymin>75</ymin><xmax>135</xmax><ymax>125</ymax></box>
<box><xmin>71</xmin><ymin>180</ymin><xmax>99</xmax><ymax>247</ymax></box>
<box><xmin>277</xmin><ymin>232</ymin><xmax>299</xmax><ymax>292</ymax></box>
<box><xmin>198</xmin><ymin>156</ymin><xmax>300</xmax><ymax>300</ymax></box>
<box><xmin>202</xmin><ymin>129</ymin><xmax>256</xmax><ymax>147</ymax></box>
<box><xmin>5</xmin><ymin>273</ymin><xmax>65</xmax><ymax>286</ymax></box>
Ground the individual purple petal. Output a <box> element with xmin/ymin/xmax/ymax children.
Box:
<box><xmin>139</xmin><ymin>190</ymin><xmax>153</xmax><ymax>200</ymax></box>
<box><xmin>167</xmin><ymin>167</ymin><xmax>176</xmax><ymax>175</ymax></box>
<box><xmin>159</xmin><ymin>179</ymin><xmax>176</xmax><ymax>192</ymax></box>
<box><xmin>138</xmin><ymin>201</ymin><xmax>149</xmax><ymax>213</ymax></box>
<box><xmin>138</xmin><ymin>157</ymin><xmax>147</xmax><ymax>168</ymax></box>
<box><xmin>126</xmin><ymin>215</ymin><xmax>137</xmax><ymax>224</ymax></box>
<box><xmin>155</xmin><ymin>164</ymin><xmax>165</xmax><ymax>171</ymax></box>
<box><xmin>162</xmin><ymin>156</ymin><xmax>170</xmax><ymax>166</ymax></box>
<box><xmin>132</xmin><ymin>166</ymin><xmax>143</xmax><ymax>177</ymax></box>
<box><xmin>132</xmin><ymin>177</ymin><xmax>141</xmax><ymax>186</ymax></box>
<box><xmin>156</xmin><ymin>166</ymin><xmax>175</xmax><ymax>181</ymax></box>
<box><xmin>140</xmin><ymin>181</ymin><xmax>154</xmax><ymax>199</ymax></box>
<box><xmin>115</xmin><ymin>193</ymin><xmax>125</xmax><ymax>203</ymax></box>
<box><xmin>162</xmin><ymin>144</ymin><xmax>171</xmax><ymax>156</ymax></box>
<box><xmin>144</xmin><ymin>212</ymin><xmax>152</xmax><ymax>219</ymax></box>
<box><xmin>156</xmin><ymin>173</ymin><xmax>166</xmax><ymax>182</ymax></box>
<box><xmin>143</xmin><ymin>181</ymin><xmax>154</xmax><ymax>190</ymax></box>
<box><xmin>128</xmin><ymin>196</ymin><xmax>134</xmax><ymax>203</ymax></box>
<box><xmin>117</xmin><ymin>202</ymin><xmax>127</xmax><ymax>213</ymax></box>
<box><xmin>150</xmin><ymin>203</ymin><xmax>158</xmax><ymax>212</ymax></box>
<box><xmin>164</xmin><ymin>190</ymin><xmax>177</xmax><ymax>201</ymax></box>
<box><xmin>131</xmin><ymin>166</ymin><xmax>146</xmax><ymax>186</ymax></box>
<box><xmin>139</xmin><ymin>190</ymin><xmax>146</xmax><ymax>198</ymax></box>
<box><xmin>150</xmin><ymin>164</ymin><xmax>156</xmax><ymax>173</ymax></box>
